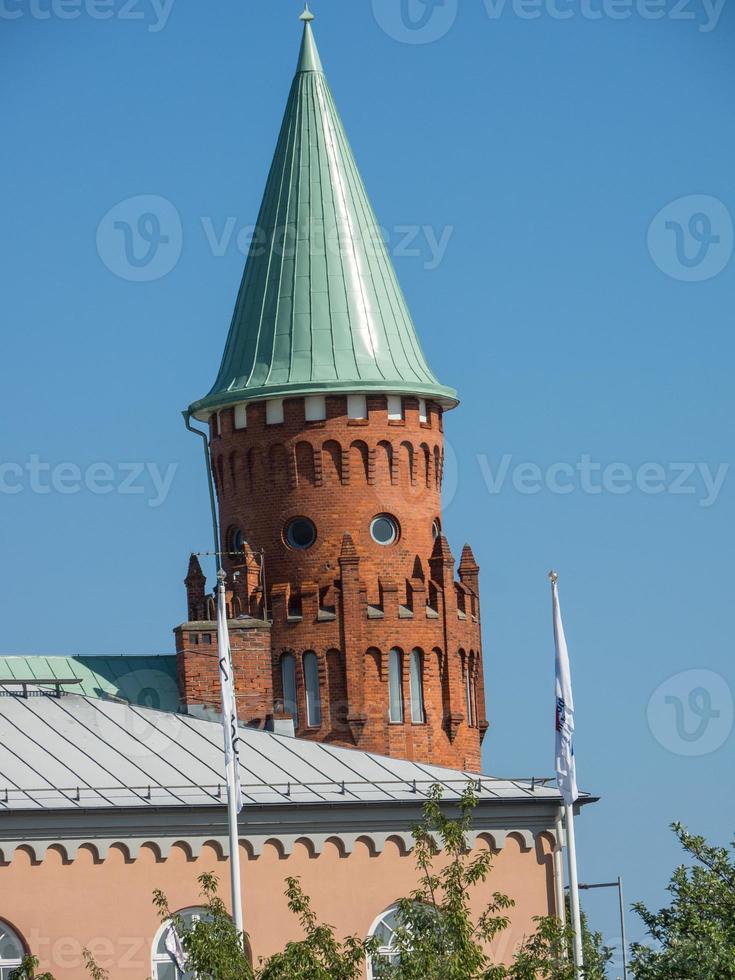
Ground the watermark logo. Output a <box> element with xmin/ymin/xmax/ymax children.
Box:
<box><xmin>372</xmin><ymin>0</ymin><xmax>725</xmax><ymax>39</ymax></box>
<box><xmin>372</xmin><ymin>0</ymin><xmax>459</xmax><ymax>43</ymax></box>
<box><xmin>648</xmin><ymin>195</ymin><xmax>733</xmax><ymax>282</ymax></box>
<box><xmin>0</xmin><ymin>0</ymin><xmax>176</xmax><ymax>32</ymax></box>
<box><xmin>476</xmin><ymin>454</ymin><xmax>729</xmax><ymax>508</ymax></box>
<box><xmin>0</xmin><ymin>456</ymin><xmax>178</xmax><ymax>508</ymax></box>
<box><xmin>648</xmin><ymin>669</ymin><xmax>733</xmax><ymax>756</ymax></box>
<box><xmin>97</xmin><ymin>194</ymin><xmax>182</xmax><ymax>282</ymax></box>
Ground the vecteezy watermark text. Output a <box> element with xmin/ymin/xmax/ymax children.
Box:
<box><xmin>482</xmin><ymin>0</ymin><xmax>725</xmax><ymax>31</ymax></box>
<box><xmin>96</xmin><ymin>194</ymin><xmax>455</xmax><ymax>282</ymax></box>
<box><xmin>372</xmin><ymin>0</ymin><xmax>725</xmax><ymax>41</ymax></box>
<box><xmin>0</xmin><ymin>0</ymin><xmax>176</xmax><ymax>32</ymax></box>
<box><xmin>477</xmin><ymin>454</ymin><xmax>729</xmax><ymax>507</ymax></box>
<box><xmin>0</xmin><ymin>456</ymin><xmax>178</xmax><ymax>508</ymax></box>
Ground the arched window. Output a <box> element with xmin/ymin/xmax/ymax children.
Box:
<box><xmin>368</xmin><ymin>906</ymin><xmax>401</xmax><ymax>977</ymax></box>
<box><xmin>152</xmin><ymin>907</ymin><xmax>209</xmax><ymax>978</ymax></box>
<box><xmin>466</xmin><ymin>658</ymin><xmax>475</xmax><ymax>728</ymax></box>
<box><xmin>0</xmin><ymin>921</ymin><xmax>25</xmax><ymax>977</ymax></box>
<box><xmin>388</xmin><ymin>649</ymin><xmax>404</xmax><ymax>723</ymax></box>
<box><xmin>409</xmin><ymin>649</ymin><xmax>425</xmax><ymax>724</ymax></box>
<box><xmin>281</xmin><ymin>653</ymin><xmax>298</xmax><ymax>727</ymax></box>
<box><xmin>303</xmin><ymin>652</ymin><xmax>321</xmax><ymax>728</ymax></box>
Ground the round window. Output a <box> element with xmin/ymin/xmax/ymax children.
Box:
<box><xmin>370</xmin><ymin>514</ymin><xmax>399</xmax><ymax>546</ymax></box>
<box><xmin>228</xmin><ymin>527</ymin><xmax>244</xmax><ymax>555</ymax></box>
<box><xmin>286</xmin><ymin>517</ymin><xmax>317</xmax><ymax>550</ymax></box>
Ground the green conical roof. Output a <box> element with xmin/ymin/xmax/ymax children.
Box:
<box><xmin>189</xmin><ymin>13</ymin><xmax>457</xmax><ymax>420</ymax></box>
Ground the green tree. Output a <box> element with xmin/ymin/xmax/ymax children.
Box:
<box><xmin>152</xmin><ymin>872</ymin><xmax>254</xmax><ymax>980</ymax></box>
<box><xmin>8</xmin><ymin>956</ymin><xmax>55</xmax><ymax>980</ymax></box>
<box><xmin>504</xmin><ymin>909</ymin><xmax>611</xmax><ymax>980</ymax></box>
<box><xmin>151</xmin><ymin>871</ymin><xmax>374</xmax><ymax>980</ymax></box>
<box><xmin>374</xmin><ymin>782</ymin><xmax>610</xmax><ymax>980</ymax></box>
<box><xmin>257</xmin><ymin>877</ymin><xmax>376</xmax><ymax>980</ymax></box>
<box><xmin>373</xmin><ymin>782</ymin><xmax>514</xmax><ymax>979</ymax></box>
<box><xmin>141</xmin><ymin>783</ymin><xmax>611</xmax><ymax>979</ymax></box>
<box><xmin>631</xmin><ymin>822</ymin><xmax>735</xmax><ymax>979</ymax></box>
<box><xmin>81</xmin><ymin>949</ymin><xmax>109</xmax><ymax>980</ymax></box>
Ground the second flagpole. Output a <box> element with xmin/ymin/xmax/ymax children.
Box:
<box><xmin>550</xmin><ymin>571</ymin><xmax>584</xmax><ymax>978</ymax></box>
<box><xmin>564</xmin><ymin>802</ymin><xmax>584</xmax><ymax>975</ymax></box>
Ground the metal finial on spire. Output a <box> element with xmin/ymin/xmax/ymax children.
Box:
<box><xmin>549</xmin><ymin>570</ymin><xmax>559</xmax><ymax>585</ymax></box>
<box><xmin>299</xmin><ymin>3</ymin><xmax>314</xmax><ymax>22</ymax></box>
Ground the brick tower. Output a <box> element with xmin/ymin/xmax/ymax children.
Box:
<box><xmin>175</xmin><ymin>10</ymin><xmax>488</xmax><ymax>771</ymax></box>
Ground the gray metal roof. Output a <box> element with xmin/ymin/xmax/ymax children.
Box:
<box><xmin>0</xmin><ymin>695</ymin><xmax>566</xmax><ymax>813</ymax></box>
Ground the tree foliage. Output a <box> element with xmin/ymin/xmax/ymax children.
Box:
<box><xmin>257</xmin><ymin>877</ymin><xmax>376</xmax><ymax>980</ymax></box>
<box><xmin>631</xmin><ymin>822</ymin><xmax>735</xmax><ymax>979</ymax></box>
<box><xmin>373</xmin><ymin>782</ymin><xmax>514</xmax><ymax>979</ymax></box>
<box><xmin>153</xmin><ymin>872</ymin><xmax>254</xmax><ymax>980</ymax></box>
<box><xmin>501</xmin><ymin>908</ymin><xmax>611</xmax><ymax>980</ymax></box>
<box><xmin>8</xmin><ymin>955</ymin><xmax>55</xmax><ymax>980</ymax></box>
<box><xmin>374</xmin><ymin>782</ymin><xmax>610</xmax><ymax>980</ymax></box>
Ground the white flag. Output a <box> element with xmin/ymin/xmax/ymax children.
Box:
<box><xmin>164</xmin><ymin>923</ymin><xmax>187</xmax><ymax>971</ymax></box>
<box><xmin>217</xmin><ymin>581</ymin><xmax>244</xmax><ymax>814</ymax></box>
<box><xmin>552</xmin><ymin>575</ymin><xmax>578</xmax><ymax>807</ymax></box>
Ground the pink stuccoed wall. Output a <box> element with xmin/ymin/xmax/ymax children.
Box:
<box><xmin>0</xmin><ymin>834</ymin><xmax>557</xmax><ymax>978</ymax></box>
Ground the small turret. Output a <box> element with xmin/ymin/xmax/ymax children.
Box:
<box><xmin>184</xmin><ymin>555</ymin><xmax>206</xmax><ymax>622</ymax></box>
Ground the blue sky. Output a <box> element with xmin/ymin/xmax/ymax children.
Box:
<box><xmin>2</xmin><ymin>0</ymin><xmax>733</xmax><ymax>967</ymax></box>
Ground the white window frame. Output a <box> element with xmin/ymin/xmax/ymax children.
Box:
<box><xmin>388</xmin><ymin>649</ymin><xmax>404</xmax><ymax>723</ymax></box>
<box><xmin>409</xmin><ymin>649</ymin><xmax>425</xmax><ymax>724</ymax></box>
<box><xmin>0</xmin><ymin>921</ymin><xmax>24</xmax><ymax>977</ymax></box>
<box><xmin>151</xmin><ymin>908</ymin><xmax>207</xmax><ymax>979</ymax></box>
<box><xmin>304</xmin><ymin>395</ymin><xmax>326</xmax><ymax>421</ymax></box>
<box><xmin>367</xmin><ymin>905</ymin><xmax>402</xmax><ymax>978</ymax></box>
<box><xmin>418</xmin><ymin>398</ymin><xmax>428</xmax><ymax>423</ymax></box>
<box><xmin>387</xmin><ymin>395</ymin><xmax>403</xmax><ymax>421</ymax></box>
<box><xmin>347</xmin><ymin>394</ymin><xmax>367</xmax><ymax>419</ymax></box>
<box><xmin>303</xmin><ymin>651</ymin><xmax>321</xmax><ymax>728</ymax></box>
<box><xmin>281</xmin><ymin>653</ymin><xmax>298</xmax><ymax>727</ymax></box>
<box><xmin>234</xmin><ymin>404</ymin><xmax>247</xmax><ymax>430</ymax></box>
<box><xmin>265</xmin><ymin>398</ymin><xmax>284</xmax><ymax>425</ymax></box>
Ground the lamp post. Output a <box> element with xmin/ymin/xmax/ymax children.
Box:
<box><xmin>576</xmin><ymin>877</ymin><xmax>629</xmax><ymax>980</ymax></box>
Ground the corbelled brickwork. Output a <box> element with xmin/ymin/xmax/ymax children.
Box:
<box><xmin>175</xmin><ymin>393</ymin><xmax>488</xmax><ymax>772</ymax></box>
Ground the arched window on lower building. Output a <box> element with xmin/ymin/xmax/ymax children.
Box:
<box><xmin>0</xmin><ymin>920</ymin><xmax>25</xmax><ymax>978</ymax></box>
<box><xmin>303</xmin><ymin>651</ymin><xmax>321</xmax><ymax>728</ymax></box>
<box><xmin>388</xmin><ymin>649</ymin><xmax>404</xmax><ymax>723</ymax></box>
<box><xmin>367</xmin><ymin>905</ymin><xmax>402</xmax><ymax>977</ymax></box>
<box><xmin>409</xmin><ymin>649</ymin><xmax>425</xmax><ymax>724</ymax></box>
<box><xmin>281</xmin><ymin>653</ymin><xmax>298</xmax><ymax>727</ymax></box>
<box><xmin>152</xmin><ymin>907</ymin><xmax>209</xmax><ymax>979</ymax></box>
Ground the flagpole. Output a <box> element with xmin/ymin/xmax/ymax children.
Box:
<box><xmin>550</xmin><ymin>571</ymin><xmax>583</xmax><ymax>978</ymax></box>
<box><xmin>183</xmin><ymin>407</ymin><xmax>246</xmax><ymax>943</ymax></box>
<box><xmin>218</xmin><ymin>570</ymin><xmax>245</xmax><ymax>941</ymax></box>
<box><xmin>564</xmin><ymin>802</ymin><xmax>584</xmax><ymax>975</ymax></box>
<box><xmin>553</xmin><ymin>809</ymin><xmax>567</xmax><ymax>931</ymax></box>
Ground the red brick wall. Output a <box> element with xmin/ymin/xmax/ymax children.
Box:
<box><xmin>175</xmin><ymin>393</ymin><xmax>488</xmax><ymax>772</ymax></box>
<box><xmin>213</xmin><ymin>394</ymin><xmax>444</xmax><ymax>592</ymax></box>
